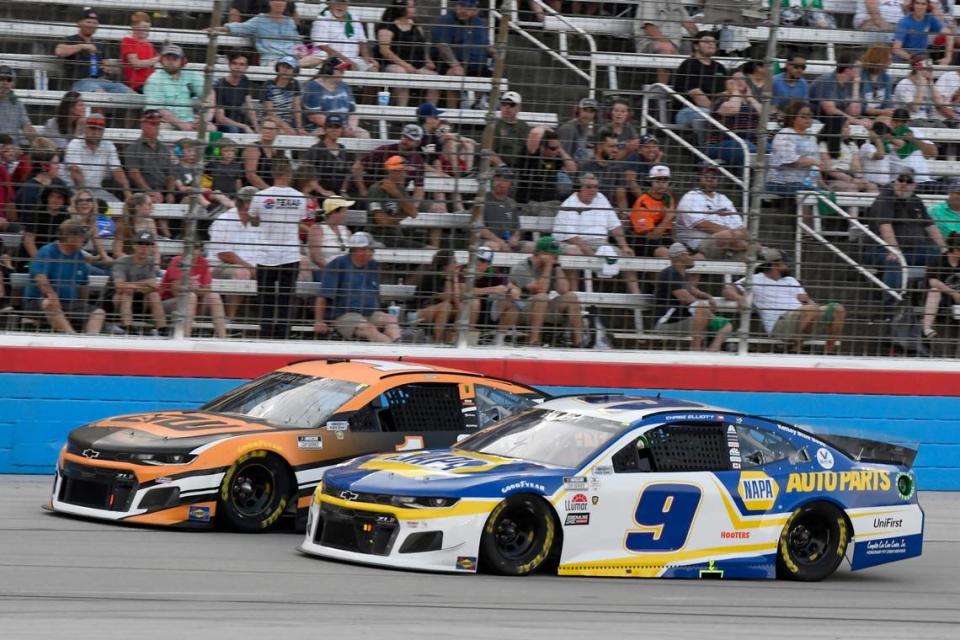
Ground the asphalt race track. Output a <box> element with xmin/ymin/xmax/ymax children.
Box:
<box><xmin>0</xmin><ymin>476</ymin><xmax>957</xmax><ymax>640</ymax></box>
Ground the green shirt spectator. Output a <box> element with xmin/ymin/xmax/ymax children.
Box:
<box><xmin>928</xmin><ymin>185</ymin><xmax>960</xmax><ymax>237</ymax></box>
<box><xmin>142</xmin><ymin>44</ymin><xmax>204</xmax><ymax>130</ymax></box>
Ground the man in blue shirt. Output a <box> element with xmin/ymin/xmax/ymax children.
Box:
<box><xmin>314</xmin><ymin>231</ymin><xmax>400</xmax><ymax>342</ymax></box>
<box><xmin>772</xmin><ymin>55</ymin><xmax>809</xmax><ymax>114</ymax></box>
<box><xmin>892</xmin><ymin>0</ymin><xmax>951</xmax><ymax>65</ymax></box>
<box><xmin>24</xmin><ymin>219</ymin><xmax>105</xmax><ymax>334</ymax></box>
<box><xmin>808</xmin><ymin>53</ymin><xmax>862</xmax><ymax>120</ymax></box>
<box><xmin>432</xmin><ymin>0</ymin><xmax>493</xmax><ymax>108</ymax></box>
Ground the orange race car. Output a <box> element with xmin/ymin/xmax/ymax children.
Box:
<box><xmin>48</xmin><ymin>359</ymin><xmax>545</xmax><ymax>530</ymax></box>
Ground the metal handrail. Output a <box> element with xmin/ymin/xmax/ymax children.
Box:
<box><xmin>435</xmin><ymin>0</ymin><xmax>592</xmax><ymax>91</ymax></box>
<box><xmin>794</xmin><ymin>191</ymin><xmax>907</xmax><ymax>303</ymax></box>
<box><xmin>640</xmin><ymin>83</ymin><xmax>752</xmax><ymax>214</ymax></box>
<box><xmin>515</xmin><ymin>0</ymin><xmax>596</xmax><ymax>91</ymax></box>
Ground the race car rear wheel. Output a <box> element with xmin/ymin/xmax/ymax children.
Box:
<box><xmin>777</xmin><ymin>502</ymin><xmax>849</xmax><ymax>581</ymax></box>
<box><xmin>480</xmin><ymin>494</ymin><xmax>556</xmax><ymax>576</ymax></box>
<box><xmin>218</xmin><ymin>451</ymin><xmax>292</xmax><ymax>532</ymax></box>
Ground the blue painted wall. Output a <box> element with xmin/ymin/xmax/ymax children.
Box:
<box><xmin>2</xmin><ymin>374</ymin><xmax>958</xmax><ymax>489</ymax></box>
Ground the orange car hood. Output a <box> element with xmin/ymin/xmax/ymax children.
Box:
<box><xmin>88</xmin><ymin>411</ymin><xmax>280</xmax><ymax>439</ymax></box>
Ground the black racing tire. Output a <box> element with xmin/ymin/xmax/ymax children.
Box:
<box><xmin>777</xmin><ymin>501</ymin><xmax>849</xmax><ymax>581</ymax></box>
<box><xmin>480</xmin><ymin>494</ymin><xmax>557</xmax><ymax>576</ymax></box>
<box><xmin>218</xmin><ymin>451</ymin><xmax>292</xmax><ymax>532</ymax></box>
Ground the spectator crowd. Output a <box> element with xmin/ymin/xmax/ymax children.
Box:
<box><xmin>3</xmin><ymin>0</ymin><xmax>960</xmax><ymax>354</ymax></box>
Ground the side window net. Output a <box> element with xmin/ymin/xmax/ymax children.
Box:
<box><xmin>646</xmin><ymin>424</ymin><xmax>732</xmax><ymax>472</ymax></box>
<box><xmin>382</xmin><ymin>384</ymin><xmax>465</xmax><ymax>432</ymax></box>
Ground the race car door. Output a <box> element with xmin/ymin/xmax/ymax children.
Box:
<box><xmin>559</xmin><ymin>419</ymin><xmax>757</xmax><ymax>578</ymax></box>
<box><xmin>347</xmin><ymin>380</ymin><xmax>475</xmax><ymax>452</ymax></box>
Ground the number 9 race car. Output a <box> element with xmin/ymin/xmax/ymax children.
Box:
<box><xmin>47</xmin><ymin>359</ymin><xmax>545</xmax><ymax>530</ymax></box>
<box><xmin>300</xmin><ymin>394</ymin><xmax>922</xmax><ymax>580</ymax></box>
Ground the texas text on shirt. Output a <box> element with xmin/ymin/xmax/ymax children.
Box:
<box><xmin>248</xmin><ymin>185</ymin><xmax>306</xmax><ymax>266</ymax></box>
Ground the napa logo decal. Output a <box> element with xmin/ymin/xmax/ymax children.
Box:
<box><xmin>737</xmin><ymin>471</ymin><xmax>778</xmax><ymax>511</ymax></box>
<box><xmin>360</xmin><ymin>451</ymin><xmax>507</xmax><ymax>477</ymax></box>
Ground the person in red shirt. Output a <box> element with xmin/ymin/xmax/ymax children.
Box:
<box><xmin>120</xmin><ymin>12</ymin><xmax>160</xmax><ymax>92</ymax></box>
<box><xmin>160</xmin><ymin>244</ymin><xmax>228</xmax><ymax>338</ymax></box>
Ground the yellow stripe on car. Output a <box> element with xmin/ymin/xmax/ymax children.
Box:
<box><xmin>558</xmin><ymin>542</ymin><xmax>779</xmax><ymax>577</ymax></box>
<box><xmin>317</xmin><ymin>494</ymin><xmax>498</xmax><ymax>520</ymax></box>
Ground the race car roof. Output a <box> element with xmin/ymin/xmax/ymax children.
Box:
<box><xmin>538</xmin><ymin>394</ymin><xmax>722</xmax><ymax>425</ymax></box>
<box><xmin>280</xmin><ymin>358</ymin><xmax>498</xmax><ymax>385</ymax></box>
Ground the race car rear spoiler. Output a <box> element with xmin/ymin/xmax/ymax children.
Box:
<box><xmin>817</xmin><ymin>434</ymin><xmax>918</xmax><ymax>468</ymax></box>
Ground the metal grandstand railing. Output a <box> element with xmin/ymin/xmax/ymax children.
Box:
<box><xmin>795</xmin><ymin>191</ymin><xmax>908</xmax><ymax>303</ymax></box>
<box><xmin>638</xmin><ymin>82</ymin><xmax>752</xmax><ymax>214</ymax></box>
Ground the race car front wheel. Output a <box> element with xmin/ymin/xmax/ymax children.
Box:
<box><xmin>777</xmin><ymin>502</ymin><xmax>849</xmax><ymax>581</ymax></box>
<box><xmin>480</xmin><ymin>494</ymin><xmax>557</xmax><ymax>576</ymax></box>
<box><xmin>218</xmin><ymin>451</ymin><xmax>292</xmax><ymax>532</ymax></box>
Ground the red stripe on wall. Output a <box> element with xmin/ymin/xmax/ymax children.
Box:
<box><xmin>4</xmin><ymin>346</ymin><xmax>960</xmax><ymax>396</ymax></box>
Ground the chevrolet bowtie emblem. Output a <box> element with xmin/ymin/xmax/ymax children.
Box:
<box><xmin>82</xmin><ymin>449</ymin><xmax>101</xmax><ymax>459</ymax></box>
<box><xmin>339</xmin><ymin>490</ymin><xmax>359</xmax><ymax>501</ymax></box>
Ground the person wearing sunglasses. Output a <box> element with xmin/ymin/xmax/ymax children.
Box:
<box><xmin>772</xmin><ymin>56</ymin><xmax>810</xmax><ymax>115</ymax></box>
<box><xmin>68</xmin><ymin>189</ymin><xmax>113</xmax><ymax>276</ymax></box>
<box><xmin>0</xmin><ymin>65</ymin><xmax>37</xmax><ymax>145</ymax></box>
<box><xmin>864</xmin><ymin>166</ymin><xmax>948</xmax><ymax>301</ymax></box>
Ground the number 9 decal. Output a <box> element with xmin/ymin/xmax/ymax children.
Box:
<box><xmin>625</xmin><ymin>483</ymin><xmax>702</xmax><ymax>552</ymax></box>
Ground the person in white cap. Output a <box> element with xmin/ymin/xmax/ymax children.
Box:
<box><xmin>315</xmin><ymin>231</ymin><xmax>401</xmax><ymax>342</ymax></box>
<box><xmin>472</xmin><ymin>245</ymin><xmax>521</xmax><ymax>347</ymax></box>
<box><xmin>652</xmin><ymin>242</ymin><xmax>732</xmax><ymax>351</ymax></box>
<box><xmin>485</xmin><ymin>91</ymin><xmax>536</xmax><ymax>168</ymax></box>
<box><xmin>723</xmin><ymin>248</ymin><xmax>846</xmax><ymax>354</ymax></box>
<box><xmin>142</xmin><ymin>43</ymin><xmax>204</xmax><ymax>131</ymax></box>
<box><xmin>628</xmin><ymin>164</ymin><xmax>675</xmax><ymax>258</ymax></box>
<box><xmin>308</xmin><ymin>195</ymin><xmax>354</xmax><ymax>279</ymax></box>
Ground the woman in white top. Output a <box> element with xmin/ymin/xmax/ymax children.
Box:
<box><xmin>818</xmin><ymin>116</ymin><xmax>876</xmax><ymax>192</ymax></box>
<box><xmin>309</xmin><ymin>196</ymin><xmax>353</xmax><ymax>281</ymax></box>
<box><xmin>41</xmin><ymin>91</ymin><xmax>86</xmax><ymax>151</ymax></box>
<box><xmin>766</xmin><ymin>100</ymin><xmax>823</xmax><ymax>194</ymax></box>
<box><xmin>893</xmin><ymin>58</ymin><xmax>954</xmax><ymax>126</ymax></box>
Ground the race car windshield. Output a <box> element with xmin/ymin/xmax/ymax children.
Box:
<box><xmin>201</xmin><ymin>373</ymin><xmax>365</xmax><ymax>428</ymax></box>
<box><xmin>457</xmin><ymin>409</ymin><xmax>623</xmax><ymax>468</ymax></box>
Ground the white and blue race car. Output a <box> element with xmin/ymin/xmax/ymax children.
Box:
<box><xmin>299</xmin><ymin>395</ymin><xmax>923</xmax><ymax>580</ymax></box>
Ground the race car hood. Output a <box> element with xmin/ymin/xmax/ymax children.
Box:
<box><xmin>322</xmin><ymin>449</ymin><xmax>573</xmax><ymax>499</ymax></box>
<box><xmin>67</xmin><ymin>411</ymin><xmax>278</xmax><ymax>457</ymax></box>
